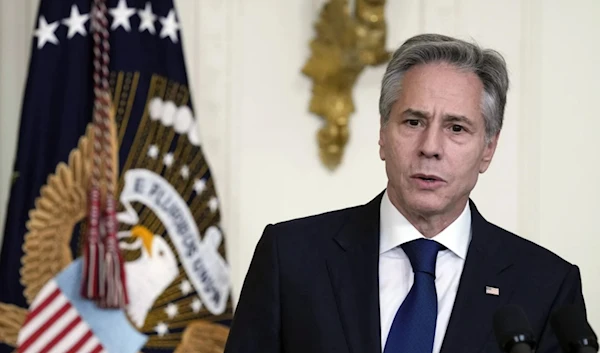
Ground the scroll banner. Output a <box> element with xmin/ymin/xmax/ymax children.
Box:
<box><xmin>117</xmin><ymin>169</ymin><xmax>230</xmax><ymax>315</ymax></box>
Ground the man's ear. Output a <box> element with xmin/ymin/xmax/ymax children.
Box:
<box><xmin>379</xmin><ymin>127</ymin><xmax>386</xmax><ymax>161</ymax></box>
<box><xmin>479</xmin><ymin>132</ymin><xmax>500</xmax><ymax>173</ymax></box>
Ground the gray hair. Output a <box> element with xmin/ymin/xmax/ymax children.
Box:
<box><xmin>379</xmin><ymin>33</ymin><xmax>509</xmax><ymax>140</ymax></box>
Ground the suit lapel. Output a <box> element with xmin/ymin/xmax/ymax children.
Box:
<box><xmin>326</xmin><ymin>193</ymin><xmax>382</xmax><ymax>353</ymax></box>
<box><xmin>440</xmin><ymin>200</ymin><xmax>516</xmax><ymax>353</ymax></box>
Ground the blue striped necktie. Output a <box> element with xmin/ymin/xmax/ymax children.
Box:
<box><xmin>383</xmin><ymin>238</ymin><xmax>445</xmax><ymax>353</ymax></box>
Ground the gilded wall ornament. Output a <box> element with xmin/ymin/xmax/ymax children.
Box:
<box><xmin>302</xmin><ymin>0</ymin><xmax>389</xmax><ymax>169</ymax></box>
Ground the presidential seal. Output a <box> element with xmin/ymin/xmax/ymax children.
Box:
<box><xmin>0</xmin><ymin>71</ymin><xmax>233</xmax><ymax>352</ymax></box>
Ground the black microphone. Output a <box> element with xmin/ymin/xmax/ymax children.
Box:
<box><xmin>493</xmin><ymin>304</ymin><xmax>537</xmax><ymax>353</ymax></box>
<box><xmin>551</xmin><ymin>304</ymin><xmax>599</xmax><ymax>353</ymax></box>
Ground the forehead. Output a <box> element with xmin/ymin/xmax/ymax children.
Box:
<box><xmin>396</xmin><ymin>62</ymin><xmax>484</xmax><ymax>121</ymax></box>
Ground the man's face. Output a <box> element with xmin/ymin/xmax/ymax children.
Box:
<box><xmin>379</xmin><ymin>62</ymin><xmax>499</xmax><ymax>218</ymax></box>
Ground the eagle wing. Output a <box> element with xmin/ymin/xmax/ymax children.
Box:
<box><xmin>0</xmin><ymin>302</ymin><xmax>28</xmax><ymax>347</ymax></box>
<box><xmin>174</xmin><ymin>320</ymin><xmax>230</xmax><ymax>353</ymax></box>
<box><xmin>19</xmin><ymin>124</ymin><xmax>94</xmax><ymax>305</ymax></box>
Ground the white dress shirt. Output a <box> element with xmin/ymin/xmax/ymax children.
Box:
<box><xmin>379</xmin><ymin>190</ymin><xmax>472</xmax><ymax>353</ymax></box>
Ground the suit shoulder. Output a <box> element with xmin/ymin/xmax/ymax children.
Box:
<box><xmin>266</xmin><ymin>203</ymin><xmax>363</xmax><ymax>239</ymax></box>
<box><xmin>490</xmin><ymin>222</ymin><xmax>574</xmax><ymax>270</ymax></box>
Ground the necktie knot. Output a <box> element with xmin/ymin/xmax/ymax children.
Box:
<box><xmin>401</xmin><ymin>239</ymin><xmax>445</xmax><ymax>276</ymax></box>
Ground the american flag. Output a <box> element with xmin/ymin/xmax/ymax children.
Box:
<box><xmin>485</xmin><ymin>286</ymin><xmax>500</xmax><ymax>296</ymax></box>
<box><xmin>17</xmin><ymin>259</ymin><xmax>147</xmax><ymax>353</ymax></box>
<box><xmin>18</xmin><ymin>280</ymin><xmax>106</xmax><ymax>353</ymax></box>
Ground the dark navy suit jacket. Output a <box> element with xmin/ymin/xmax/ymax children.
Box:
<box><xmin>224</xmin><ymin>192</ymin><xmax>586</xmax><ymax>353</ymax></box>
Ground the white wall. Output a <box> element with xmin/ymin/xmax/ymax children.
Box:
<box><xmin>538</xmin><ymin>0</ymin><xmax>600</xmax><ymax>325</ymax></box>
<box><xmin>0</xmin><ymin>0</ymin><xmax>598</xmax><ymax>329</ymax></box>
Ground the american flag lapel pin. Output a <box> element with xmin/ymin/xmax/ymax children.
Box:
<box><xmin>486</xmin><ymin>286</ymin><xmax>500</xmax><ymax>296</ymax></box>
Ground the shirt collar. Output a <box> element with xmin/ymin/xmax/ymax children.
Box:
<box><xmin>379</xmin><ymin>189</ymin><xmax>472</xmax><ymax>259</ymax></box>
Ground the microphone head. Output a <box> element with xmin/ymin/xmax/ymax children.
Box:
<box><xmin>551</xmin><ymin>304</ymin><xmax>599</xmax><ymax>352</ymax></box>
<box><xmin>493</xmin><ymin>305</ymin><xmax>536</xmax><ymax>352</ymax></box>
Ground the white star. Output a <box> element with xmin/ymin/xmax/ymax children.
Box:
<box><xmin>62</xmin><ymin>5</ymin><xmax>89</xmax><ymax>39</ymax></box>
<box><xmin>179</xmin><ymin>280</ymin><xmax>193</xmax><ymax>296</ymax></box>
<box><xmin>208</xmin><ymin>197</ymin><xmax>219</xmax><ymax>212</ymax></box>
<box><xmin>34</xmin><ymin>16</ymin><xmax>59</xmax><ymax>49</ymax></box>
<box><xmin>193</xmin><ymin>178</ymin><xmax>206</xmax><ymax>195</ymax></box>
<box><xmin>147</xmin><ymin>145</ymin><xmax>159</xmax><ymax>159</ymax></box>
<box><xmin>109</xmin><ymin>0</ymin><xmax>136</xmax><ymax>31</ymax></box>
<box><xmin>154</xmin><ymin>322</ymin><xmax>169</xmax><ymax>337</ymax></box>
<box><xmin>163</xmin><ymin>153</ymin><xmax>174</xmax><ymax>167</ymax></box>
<box><xmin>180</xmin><ymin>165</ymin><xmax>190</xmax><ymax>179</ymax></box>
<box><xmin>138</xmin><ymin>2</ymin><xmax>157</xmax><ymax>34</ymax></box>
<box><xmin>164</xmin><ymin>303</ymin><xmax>178</xmax><ymax>319</ymax></box>
<box><xmin>190</xmin><ymin>298</ymin><xmax>202</xmax><ymax>313</ymax></box>
<box><xmin>159</xmin><ymin>9</ymin><xmax>180</xmax><ymax>43</ymax></box>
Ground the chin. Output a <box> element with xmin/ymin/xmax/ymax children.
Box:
<box><xmin>405</xmin><ymin>194</ymin><xmax>448</xmax><ymax>216</ymax></box>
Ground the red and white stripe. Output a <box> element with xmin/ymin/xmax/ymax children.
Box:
<box><xmin>17</xmin><ymin>281</ymin><xmax>107</xmax><ymax>353</ymax></box>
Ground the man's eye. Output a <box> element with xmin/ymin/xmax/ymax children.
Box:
<box><xmin>406</xmin><ymin>119</ymin><xmax>420</xmax><ymax>127</ymax></box>
<box><xmin>451</xmin><ymin>125</ymin><xmax>464</xmax><ymax>132</ymax></box>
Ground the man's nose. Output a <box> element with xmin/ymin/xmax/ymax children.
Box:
<box><xmin>419</xmin><ymin>126</ymin><xmax>443</xmax><ymax>159</ymax></box>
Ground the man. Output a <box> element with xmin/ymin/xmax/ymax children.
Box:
<box><xmin>224</xmin><ymin>34</ymin><xmax>586</xmax><ymax>353</ymax></box>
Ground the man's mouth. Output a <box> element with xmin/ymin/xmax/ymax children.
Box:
<box><xmin>412</xmin><ymin>174</ymin><xmax>445</xmax><ymax>182</ymax></box>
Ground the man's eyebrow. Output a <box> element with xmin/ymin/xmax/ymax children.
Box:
<box><xmin>401</xmin><ymin>108</ymin><xmax>431</xmax><ymax>119</ymax></box>
<box><xmin>444</xmin><ymin>114</ymin><xmax>475</xmax><ymax>127</ymax></box>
